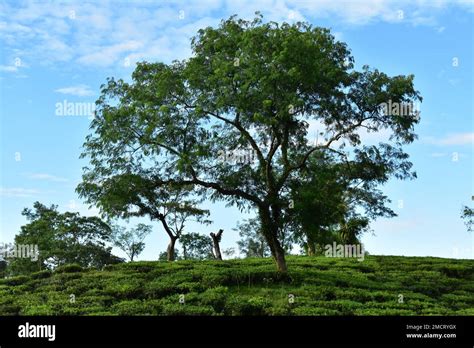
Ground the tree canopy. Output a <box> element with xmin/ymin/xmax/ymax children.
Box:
<box><xmin>77</xmin><ymin>14</ymin><xmax>421</xmax><ymax>272</ymax></box>
<box><xmin>461</xmin><ymin>205</ymin><xmax>473</xmax><ymax>233</ymax></box>
<box><xmin>179</xmin><ymin>232</ymin><xmax>214</xmax><ymax>260</ymax></box>
<box><xmin>8</xmin><ymin>202</ymin><xmax>122</xmax><ymax>274</ymax></box>
<box><xmin>111</xmin><ymin>223</ymin><xmax>152</xmax><ymax>261</ymax></box>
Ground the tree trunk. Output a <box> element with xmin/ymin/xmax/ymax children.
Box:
<box><xmin>167</xmin><ymin>236</ymin><xmax>177</xmax><ymax>261</ymax></box>
<box><xmin>158</xmin><ymin>215</ymin><xmax>178</xmax><ymax>262</ymax></box>
<box><xmin>182</xmin><ymin>245</ymin><xmax>187</xmax><ymax>260</ymax></box>
<box><xmin>210</xmin><ymin>229</ymin><xmax>223</xmax><ymax>260</ymax></box>
<box><xmin>307</xmin><ymin>235</ymin><xmax>316</xmax><ymax>256</ymax></box>
<box><xmin>307</xmin><ymin>243</ymin><xmax>315</xmax><ymax>256</ymax></box>
<box><xmin>259</xmin><ymin>207</ymin><xmax>288</xmax><ymax>273</ymax></box>
<box><xmin>268</xmin><ymin>233</ymin><xmax>288</xmax><ymax>273</ymax></box>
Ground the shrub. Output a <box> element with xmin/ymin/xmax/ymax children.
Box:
<box><xmin>2</xmin><ymin>275</ymin><xmax>30</xmax><ymax>286</ymax></box>
<box><xmin>30</xmin><ymin>270</ymin><xmax>52</xmax><ymax>280</ymax></box>
<box><xmin>111</xmin><ymin>300</ymin><xmax>161</xmax><ymax>315</ymax></box>
<box><xmin>199</xmin><ymin>286</ymin><xmax>228</xmax><ymax>313</ymax></box>
<box><xmin>292</xmin><ymin>307</ymin><xmax>341</xmax><ymax>315</ymax></box>
<box><xmin>226</xmin><ymin>296</ymin><xmax>271</xmax><ymax>315</ymax></box>
<box><xmin>160</xmin><ymin>303</ymin><xmax>215</xmax><ymax>316</ymax></box>
<box><xmin>103</xmin><ymin>280</ymin><xmax>144</xmax><ymax>300</ymax></box>
<box><xmin>55</xmin><ymin>264</ymin><xmax>83</xmax><ymax>273</ymax></box>
<box><xmin>0</xmin><ymin>303</ymin><xmax>21</xmax><ymax>315</ymax></box>
<box><xmin>20</xmin><ymin>304</ymin><xmax>55</xmax><ymax>316</ymax></box>
<box><xmin>0</xmin><ymin>255</ymin><xmax>471</xmax><ymax>316</ymax></box>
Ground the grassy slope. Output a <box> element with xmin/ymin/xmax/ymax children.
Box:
<box><xmin>0</xmin><ymin>255</ymin><xmax>473</xmax><ymax>316</ymax></box>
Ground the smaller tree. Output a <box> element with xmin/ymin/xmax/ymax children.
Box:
<box><xmin>235</xmin><ymin>218</ymin><xmax>292</xmax><ymax>258</ymax></box>
<box><xmin>159</xmin><ymin>249</ymin><xmax>180</xmax><ymax>261</ymax></box>
<box><xmin>156</xmin><ymin>188</ymin><xmax>211</xmax><ymax>261</ymax></box>
<box><xmin>461</xmin><ymin>205</ymin><xmax>473</xmax><ymax>233</ymax></box>
<box><xmin>179</xmin><ymin>232</ymin><xmax>214</xmax><ymax>260</ymax></box>
<box><xmin>9</xmin><ymin>202</ymin><xmax>122</xmax><ymax>275</ymax></box>
<box><xmin>286</xmin><ymin>149</ymin><xmax>402</xmax><ymax>255</ymax></box>
<box><xmin>222</xmin><ymin>247</ymin><xmax>236</xmax><ymax>259</ymax></box>
<box><xmin>111</xmin><ymin>223</ymin><xmax>152</xmax><ymax>261</ymax></box>
<box><xmin>79</xmin><ymin>177</ymin><xmax>212</xmax><ymax>262</ymax></box>
<box><xmin>235</xmin><ymin>218</ymin><xmax>270</xmax><ymax>258</ymax></box>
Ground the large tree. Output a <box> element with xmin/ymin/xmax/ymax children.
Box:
<box><xmin>78</xmin><ymin>15</ymin><xmax>421</xmax><ymax>272</ymax></box>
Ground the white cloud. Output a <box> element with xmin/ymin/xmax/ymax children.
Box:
<box><xmin>67</xmin><ymin>199</ymin><xmax>78</xmax><ymax>210</ymax></box>
<box><xmin>55</xmin><ymin>84</ymin><xmax>94</xmax><ymax>97</ymax></box>
<box><xmin>333</xmin><ymin>31</ymin><xmax>344</xmax><ymax>41</ymax></box>
<box><xmin>448</xmin><ymin>78</ymin><xmax>461</xmax><ymax>86</ymax></box>
<box><xmin>0</xmin><ymin>187</ymin><xmax>39</xmax><ymax>197</ymax></box>
<box><xmin>275</xmin><ymin>1</ymin><xmax>389</xmax><ymax>25</ymax></box>
<box><xmin>0</xmin><ymin>65</ymin><xmax>18</xmax><ymax>72</ymax></box>
<box><xmin>24</xmin><ymin>173</ymin><xmax>69</xmax><ymax>182</ymax></box>
<box><xmin>423</xmin><ymin>132</ymin><xmax>474</xmax><ymax>146</ymax></box>
<box><xmin>1</xmin><ymin>0</ymin><xmax>471</xmax><ymax>70</ymax></box>
<box><xmin>439</xmin><ymin>133</ymin><xmax>474</xmax><ymax>145</ymax></box>
<box><xmin>430</xmin><ymin>152</ymin><xmax>447</xmax><ymax>157</ymax></box>
<box><xmin>77</xmin><ymin>41</ymin><xmax>144</xmax><ymax>67</ymax></box>
<box><xmin>0</xmin><ymin>58</ymin><xmax>27</xmax><ymax>74</ymax></box>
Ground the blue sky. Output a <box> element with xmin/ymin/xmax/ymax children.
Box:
<box><xmin>1</xmin><ymin>0</ymin><xmax>472</xmax><ymax>260</ymax></box>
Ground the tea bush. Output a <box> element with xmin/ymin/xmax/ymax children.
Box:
<box><xmin>0</xmin><ymin>255</ymin><xmax>472</xmax><ymax>315</ymax></box>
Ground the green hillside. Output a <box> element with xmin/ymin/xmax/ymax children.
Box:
<box><xmin>1</xmin><ymin>255</ymin><xmax>473</xmax><ymax>316</ymax></box>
